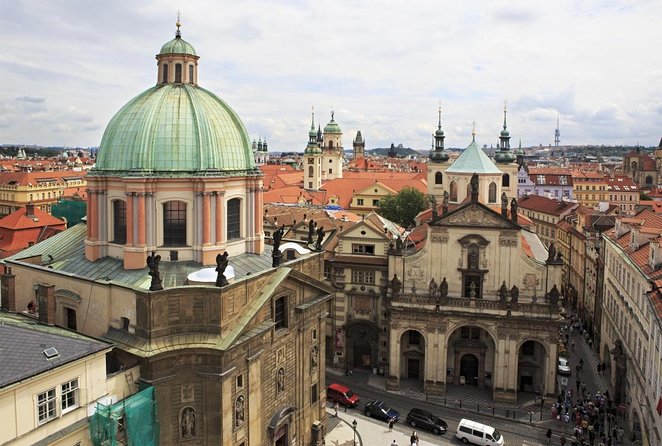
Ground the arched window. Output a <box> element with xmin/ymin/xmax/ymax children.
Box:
<box><xmin>163</xmin><ymin>201</ymin><xmax>187</xmax><ymax>246</ymax></box>
<box><xmin>329</xmin><ymin>141</ymin><xmax>334</xmax><ymax>149</ymax></box>
<box><xmin>450</xmin><ymin>181</ymin><xmax>458</xmax><ymax>202</ymax></box>
<box><xmin>162</xmin><ymin>64</ymin><xmax>169</xmax><ymax>83</ymax></box>
<box><xmin>488</xmin><ymin>182</ymin><xmax>497</xmax><ymax>203</ymax></box>
<box><xmin>631</xmin><ymin>161</ymin><xmax>638</xmax><ymax>171</ymax></box>
<box><xmin>502</xmin><ymin>174</ymin><xmax>510</xmax><ymax>187</ymax></box>
<box><xmin>175</xmin><ymin>63</ymin><xmax>182</xmax><ymax>83</ymax></box>
<box><xmin>112</xmin><ymin>200</ymin><xmax>127</xmax><ymax>244</ymax></box>
<box><xmin>308</xmin><ymin>166</ymin><xmax>314</xmax><ymax>177</ymax></box>
<box><xmin>188</xmin><ymin>64</ymin><xmax>194</xmax><ymax>84</ymax></box>
<box><xmin>435</xmin><ymin>171</ymin><xmax>443</xmax><ymax>185</ymax></box>
<box><xmin>227</xmin><ymin>198</ymin><xmax>241</xmax><ymax>240</ymax></box>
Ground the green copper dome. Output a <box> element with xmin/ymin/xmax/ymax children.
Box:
<box><xmin>323</xmin><ymin>116</ymin><xmax>342</xmax><ymax>134</ymax></box>
<box><xmin>95</xmin><ymin>84</ymin><xmax>256</xmax><ymax>175</ymax></box>
<box><xmin>159</xmin><ymin>36</ymin><xmax>197</xmax><ymax>56</ymax></box>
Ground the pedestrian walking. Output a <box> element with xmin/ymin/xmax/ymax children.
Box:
<box><xmin>547</xmin><ymin>428</ymin><xmax>553</xmax><ymax>444</ymax></box>
<box><xmin>333</xmin><ymin>402</ymin><xmax>339</xmax><ymax>417</ymax></box>
<box><xmin>560</xmin><ymin>433</ymin><xmax>566</xmax><ymax>446</ymax></box>
<box><xmin>388</xmin><ymin>417</ymin><xmax>395</xmax><ymax>432</ymax></box>
<box><xmin>410</xmin><ymin>430</ymin><xmax>419</xmax><ymax>446</ymax></box>
<box><xmin>391</xmin><ymin>440</ymin><xmax>399</xmax><ymax>446</ymax></box>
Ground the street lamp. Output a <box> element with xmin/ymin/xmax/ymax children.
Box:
<box><xmin>352</xmin><ymin>419</ymin><xmax>357</xmax><ymax>445</ymax></box>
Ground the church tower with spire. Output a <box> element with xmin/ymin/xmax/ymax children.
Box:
<box><xmin>321</xmin><ymin>111</ymin><xmax>344</xmax><ymax>180</ymax></box>
<box><xmin>427</xmin><ymin>105</ymin><xmax>452</xmax><ymax>204</ymax></box>
<box><xmin>353</xmin><ymin>131</ymin><xmax>365</xmax><ymax>159</ymax></box>
<box><xmin>304</xmin><ymin>111</ymin><xmax>322</xmax><ymax>191</ymax></box>
<box><xmin>493</xmin><ymin>103</ymin><xmax>519</xmax><ymax>199</ymax></box>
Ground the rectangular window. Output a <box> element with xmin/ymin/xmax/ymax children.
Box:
<box><xmin>61</xmin><ymin>379</ymin><xmax>79</xmax><ymax>412</ymax></box>
<box><xmin>311</xmin><ymin>383</ymin><xmax>318</xmax><ymax>404</ymax></box>
<box><xmin>357</xmin><ymin>198</ymin><xmax>364</xmax><ymax>206</ymax></box>
<box><xmin>65</xmin><ymin>307</ymin><xmax>77</xmax><ymax>331</ymax></box>
<box><xmin>352</xmin><ymin>270</ymin><xmax>375</xmax><ymax>284</ymax></box>
<box><xmin>352</xmin><ymin>244</ymin><xmax>375</xmax><ymax>255</ymax></box>
<box><xmin>163</xmin><ymin>201</ymin><xmax>187</xmax><ymax>246</ymax></box>
<box><xmin>274</xmin><ymin>297</ymin><xmax>286</xmax><ymax>329</ymax></box>
<box><xmin>227</xmin><ymin>198</ymin><xmax>241</xmax><ymax>240</ymax></box>
<box><xmin>37</xmin><ymin>388</ymin><xmax>57</xmax><ymax>424</ymax></box>
<box><xmin>112</xmin><ymin>200</ymin><xmax>127</xmax><ymax>244</ymax></box>
<box><xmin>372</xmin><ymin>199</ymin><xmax>380</xmax><ymax>206</ymax></box>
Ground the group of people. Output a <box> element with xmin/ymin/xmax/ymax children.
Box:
<box><xmin>390</xmin><ymin>431</ymin><xmax>419</xmax><ymax>446</ymax></box>
<box><xmin>553</xmin><ymin>314</ymin><xmax>627</xmax><ymax>446</ymax></box>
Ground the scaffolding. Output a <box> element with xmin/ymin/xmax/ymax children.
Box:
<box><xmin>90</xmin><ymin>386</ymin><xmax>159</xmax><ymax>446</ymax></box>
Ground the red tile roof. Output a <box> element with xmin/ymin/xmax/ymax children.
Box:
<box><xmin>517</xmin><ymin>195</ymin><xmax>579</xmax><ymax>216</ymax></box>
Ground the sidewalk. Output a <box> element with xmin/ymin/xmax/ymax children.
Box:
<box><xmin>324</xmin><ymin>406</ymin><xmax>450</xmax><ymax>446</ymax></box>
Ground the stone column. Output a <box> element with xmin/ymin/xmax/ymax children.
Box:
<box><xmin>137</xmin><ymin>193</ymin><xmax>146</xmax><ymax>246</ymax></box>
<box><xmin>203</xmin><ymin>193</ymin><xmax>211</xmax><ymax>245</ymax></box>
<box><xmin>146</xmin><ymin>193</ymin><xmax>154</xmax><ymax>247</ymax></box>
<box><xmin>386</xmin><ymin>327</ymin><xmax>400</xmax><ymax>390</ymax></box>
<box><xmin>125</xmin><ymin>192</ymin><xmax>134</xmax><ymax>246</ymax></box>
<box><xmin>89</xmin><ymin>190</ymin><xmax>98</xmax><ymax>240</ymax></box>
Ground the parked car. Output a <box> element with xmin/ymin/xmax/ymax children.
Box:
<box><xmin>558</xmin><ymin>357</ymin><xmax>571</xmax><ymax>376</ymax></box>
<box><xmin>364</xmin><ymin>400</ymin><xmax>399</xmax><ymax>421</ymax></box>
<box><xmin>326</xmin><ymin>383</ymin><xmax>360</xmax><ymax>407</ymax></box>
<box><xmin>456</xmin><ymin>418</ymin><xmax>504</xmax><ymax>445</ymax></box>
<box><xmin>405</xmin><ymin>408</ymin><xmax>448</xmax><ymax>434</ymax></box>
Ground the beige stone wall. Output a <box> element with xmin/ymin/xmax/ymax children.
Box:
<box><xmin>0</xmin><ymin>351</ymin><xmax>109</xmax><ymax>446</ymax></box>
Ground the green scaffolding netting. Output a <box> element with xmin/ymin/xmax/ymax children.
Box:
<box><xmin>90</xmin><ymin>386</ymin><xmax>160</xmax><ymax>446</ymax></box>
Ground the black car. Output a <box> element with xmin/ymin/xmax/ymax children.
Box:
<box><xmin>405</xmin><ymin>408</ymin><xmax>448</xmax><ymax>434</ymax></box>
<box><xmin>364</xmin><ymin>400</ymin><xmax>400</xmax><ymax>422</ymax></box>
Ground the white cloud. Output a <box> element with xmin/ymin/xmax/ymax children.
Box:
<box><xmin>1</xmin><ymin>0</ymin><xmax>661</xmax><ymax>148</ymax></box>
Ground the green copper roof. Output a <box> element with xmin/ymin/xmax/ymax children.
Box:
<box><xmin>323</xmin><ymin>118</ymin><xmax>341</xmax><ymax>134</ymax></box>
<box><xmin>95</xmin><ymin>84</ymin><xmax>256</xmax><ymax>175</ymax></box>
<box><xmin>446</xmin><ymin>140</ymin><xmax>502</xmax><ymax>174</ymax></box>
<box><xmin>159</xmin><ymin>36</ymin><xmax>197</xmax><ymax>56</ymax></box>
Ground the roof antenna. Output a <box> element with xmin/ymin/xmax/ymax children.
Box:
<box><xmin>176</xmin><ymin>11</ymin><xmax>182</xmax><ymax>37</ymax></box>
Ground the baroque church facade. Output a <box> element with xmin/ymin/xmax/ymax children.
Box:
<box><xmin>2</xmin><ymin>24</ymin><xmax>333</xmax><ymax>446</ymax></box>
<box><xmin>381</xmin><ymin>110</ymin><xmax>565</xmax><ymax>403</ymax></box>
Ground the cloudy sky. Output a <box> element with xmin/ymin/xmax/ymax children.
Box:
<box><xmin>1</xmin><ymin>0</ymin><xmax>661</xmax><ymax>151</ymax></box>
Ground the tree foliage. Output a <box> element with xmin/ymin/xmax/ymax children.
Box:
<box><xmin>377</xmin><ymin>187</ymin><xmax>429</xmax><ymax>228</ymax></box>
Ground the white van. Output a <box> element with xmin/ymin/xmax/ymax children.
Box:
<box><xmin>455</xmin><ymin>419</ymin><xmax>504</xmax><ymax>445</ymax></box>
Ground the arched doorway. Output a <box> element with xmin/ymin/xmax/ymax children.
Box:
<box><xmin>517</xmin><ymin>340</ymin><xmax>546</xmax><ymax>394</ymax></box>
<box><xmin>400</xmin><ymin>329</ymin><xmax>425</xmax><ymax>380</ymax></box>
<box><xmin>460</xmin><ymin>354</ymin><xmax>479</xmax><ymax>385</ymax></box>
<box><xmin>353</xmin><ymin>339</ymin><xmax>372</xmax><ymax>370</ymax></box>
<box><xmin>345</xmin><ymin>321</ymin><xmax>380</xmax><ymax>370</ymax></box>
<box><xmin>447</xmin><ymin>325</ymin><xmax>496</xmax><ymax>388</ymax></box>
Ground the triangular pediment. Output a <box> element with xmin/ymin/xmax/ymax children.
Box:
<box><xmin>431</xmin><ymin>201</ymin><xmax>520</xmax><ymax>229</ymax></box>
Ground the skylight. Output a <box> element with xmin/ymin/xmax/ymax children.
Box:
<box><xmin>43</xmin><ymin>347</ymin><xmax>59</xmax><ymax>359</ymax></box>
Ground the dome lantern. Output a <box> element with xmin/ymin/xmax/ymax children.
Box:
<box><xmin>156</xmin><ymin>20</ymin><xmax>199</xmax><ymax>85</ymax></box>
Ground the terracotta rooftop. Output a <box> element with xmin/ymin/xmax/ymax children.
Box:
<box><xmin>517</xmin><ymin>195</ymin><xmax>579</xmax><ymax>216</ymax></box>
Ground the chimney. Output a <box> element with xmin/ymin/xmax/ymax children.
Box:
<box><xmin>0</xmin><ymin>266</ymin><xmax>16</xmax><ymax>312</ymax></box>
<box><xmin>650</xmin><ymin>238</ymin><xmax>662</xmax><ymax>269</ymax></box>
<box><xmin>37</xmin><ymin>284</ymin><xmax>56</xmax><ymax>325</ymax></box>
<box><xmin>26</xmin><ymin>202</ymin><xmax>35</xmax><ymax>218</ymax></box>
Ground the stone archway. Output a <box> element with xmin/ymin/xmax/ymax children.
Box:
<box><xmin>446</xmin><ymin>324</ymin><xmax>496</xmax><ymax>389</ymax></box>
<box><xmin>400</xmin><ymin>329</ymin><xmax>425</xmax><ymax>380</ymax></box>
<box><xmin>345</xmin><ymin>321</ymin><xmax>379</xmax><ymax>370</ymax></box>
<box><xmin>516</xmin><ymin>340</ymin><xmax>547</xmax><ymax>394</ymax></box>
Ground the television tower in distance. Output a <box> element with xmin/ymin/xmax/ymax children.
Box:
<box><xmin>554</xmin><ymin>114</ymin><xmax>561</xmax><ymax>147</ymax></box>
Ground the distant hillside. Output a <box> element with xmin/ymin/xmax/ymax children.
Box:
<box><xmin>368</xmin><ymin>146</ymin><xmax>420</xmax><ymax>157</ymax></box>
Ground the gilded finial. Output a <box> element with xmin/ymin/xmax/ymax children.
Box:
<box><xmin>176</xmin><ymin>11</ymin><xmax>182</xmax><ymax>37</ymax></box>
<box><xmin>472</xmin><ymin>121</ymin><xmax>477</xmax><ymax>141</ymax></box>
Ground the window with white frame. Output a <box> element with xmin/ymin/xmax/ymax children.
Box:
<box><xmin>61</xmin><ymin>378</ymin><xmax>79</xmax><ymax>412</ymax></box>
<box><xmin>37</xmin><ymin>388</ymin><xmax>57</xmax><ymax>424</ymax></box>
<box><xmin>352</xmin><ymin>270</ymin><xmax>375</xmax><ymax>284</ymax></box>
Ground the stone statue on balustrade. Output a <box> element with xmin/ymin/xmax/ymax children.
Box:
<box><xmin>498</xmin><ymin>281</ymin><xmax>508</xmax><ymax>303</ymax></box>
<box><xmin>510</xmin><ymin>284</ymin><xmax>519</xmax><ymax>303</ymax></box>
<box><xmin>440</xmin><ymin>277</ymin><xmax>448</xmax><ymax>298</ymax></box>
